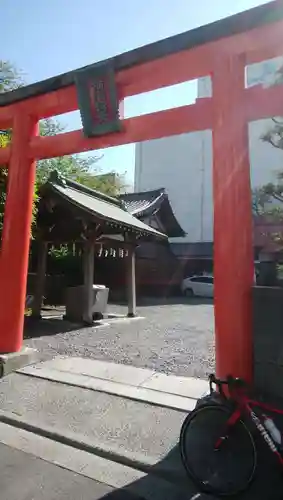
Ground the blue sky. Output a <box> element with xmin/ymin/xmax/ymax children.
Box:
<box><xmin>2</xmin><ymin>0</ymin><xmax>270</xmax><ymax>186</ymax></box>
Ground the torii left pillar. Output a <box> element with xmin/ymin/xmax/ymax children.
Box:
<box><xmin>0</xmin><ymin>111</ymin><xmax>39</xmax><ymax>353</ymax></box>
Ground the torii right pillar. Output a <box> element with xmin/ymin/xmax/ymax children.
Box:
<box><xmin>212</xmin><ymin>54</ymin><xmax>254</xmax><ymax>383</ymax></box>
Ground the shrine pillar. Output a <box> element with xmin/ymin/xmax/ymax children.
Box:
<box><xmin>0</xmin><ymin>112</ymin><xmax>38</xmax><ymax>353</ymax></box>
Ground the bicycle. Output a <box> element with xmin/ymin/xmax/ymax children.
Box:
<box><xmin>179</xmin><ymin>373</ymin><xmax>283</xmax><ymax>497</ymax></box>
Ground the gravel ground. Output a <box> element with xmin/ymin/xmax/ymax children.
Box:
<box><xmin>24</xmin><ymin>298</ymin><xmax>215</xmax><ymax>378</ymax></box>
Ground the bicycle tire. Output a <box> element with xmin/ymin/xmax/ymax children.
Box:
<box><xmin>179</xmin><ymin>404</ymin><xmax>257</xmax><ymax>497</ymax></box>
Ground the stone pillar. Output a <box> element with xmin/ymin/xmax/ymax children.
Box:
<box><xmin>83</xmin><ymin>240</ymin><xmax>95</xmax><ymax>324</ymax></box>
<box><xmin>127</xmin><ymin>246</ymin><xmax>136</xmax><ymax>318</ymax></box>
<box><xmin>253</xmin><ymin>286</ymin><xmax>283</xmax><ymax>400</ymax></box>
<box><xmin>32</xmin><ymin>241</ymin><xmax>48</xmax><ymax>319</ymax></box>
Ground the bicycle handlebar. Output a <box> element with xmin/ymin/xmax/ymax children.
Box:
<box><xmin>209</xmin><ymin>374</ymin><xmax>247</xmax><ymax>397</ymax></box>
<box><xmin>209</xmin><ymin>374</ymin><xmax>228</xmax><ymax>385</ymax></box>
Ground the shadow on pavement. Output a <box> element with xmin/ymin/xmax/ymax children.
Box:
<box><xmin>103</xmin><ymin>444</ymin><xmax>199</xmax><ymax>500</ymax></box>
<box><xmin>23</xmin><ymin>317</ymin><xmax>102</xmax><ymax>339</ymax></box>
<box><xmin>98</xmin><ymin>439</ymin><xmax>283</xmax><ymax>500</ymax></box>
<box><xmin>24</xmin><ymin>296</ymin><xmax>213</xmax><ymax>340</ymax></box>
<box><xmin>112</xmin><ymin>297</ymin><xmax>214</xmax><ymax>307</ymax></box>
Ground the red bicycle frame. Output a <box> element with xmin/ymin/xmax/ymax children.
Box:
<box><xmin>211</xmin><ymin>375</ymin><xmax>283</xmax><ymax>466</ymax></box>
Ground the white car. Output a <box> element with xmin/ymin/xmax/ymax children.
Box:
<box><xmin>182</xmin><ymin>275</ymin><xmax>214</xmax><ymax>298</ymax></box>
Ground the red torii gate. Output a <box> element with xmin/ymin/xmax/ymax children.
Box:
<box><xmin>0</xmin><ymin>0</ymin><xmax>283</xmax><ymax>382</ymax></box>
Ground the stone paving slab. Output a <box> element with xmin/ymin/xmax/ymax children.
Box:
<box><xmin>29</xmin><ymin>356</ymin><xmax>155</xmax><ymax>386</ymax></box>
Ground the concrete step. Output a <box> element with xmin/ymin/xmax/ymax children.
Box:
<box><xmin>18</xmin><ymin>356</ymin><xmax>208</xmax><ymax>411</ymax></box>
<box><xmin>1</xmin><ymin>358</ymin><xmax>209</xmax><ymax>486</ymax></box>
<box><xmin>1</xmin><ymin>357</ymin><xmax>282</xmax><ymax>499</ymax></box>
<box><xmin>0</xmin><ymin>422</ymin><xmax>202</xmax><ymax>500</ymax></box>
<box><xmin>0</xmin><ymin>437</ymin><xmax>140</xmax><ymax>500</ymax></box>
<box><xmin>0</xmin><ymin>371</ymin><xmax>190</xmax><ymax>484</ymax></box>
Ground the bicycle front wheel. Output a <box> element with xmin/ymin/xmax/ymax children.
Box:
<box><xmin>180</xmin><ymin>404</ymin><xmax>257</xmax><ymax>496</ymax></box>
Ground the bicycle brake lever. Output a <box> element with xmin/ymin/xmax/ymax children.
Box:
<box><xmin>209</xmin><ymin>374</ymin><xmax>215</xmax><ymax>394</ymax></box>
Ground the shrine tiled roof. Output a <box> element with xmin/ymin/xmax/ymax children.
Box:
<box><xmin>119</xmin><ymin>189</ymin><xmax>165</xmax><ymax>217</ymax></box>
<box><xmin>43</xmin><ymin>171</ymin><xmax>167</xmax><ymax>242</ymax></box>
<box><xmin>119</xmin><ymin>189</ymin><xmax>186</xmax><ymax>238</ymax></box>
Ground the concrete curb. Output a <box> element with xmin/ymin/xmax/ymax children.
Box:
<box><xmin>18</xmin><ymin>367</ymin><xmax>197</xmax><ymax>412</ymax></box>
<box><xmin>18</xmin><ymin>358</ymin><xmax>208</xmax><ymax>412</ymax></box>
<box><xmin>0</xmin><ymin>347</ymin><xmax>38</xmax><ymax>378</ymax></box>
<box><xmin>106</xmin><ymin>315</ymin><xmax>146</xmax><ymax>324</ymax></box>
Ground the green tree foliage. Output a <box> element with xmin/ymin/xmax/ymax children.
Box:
<box><xmin>257</xmin><ymin>66</ymin><xmax>283</xmax><ymax>210</ymax></box>
<box><xmin>37</xmin><ymin>118</ymin><xmax>125</xmax><ymax>195</ymax></box>
<box><xmin>0</xmin><ymin>130</ymin><xmax>11</xmax><ymax>234</ymax></box>
<box><xmin>252</xmin><ymin>68</ymin><xmax>283</xmax><ymax>246</ymax></box>
<box><xmin>0</xmin><ymin>61</ymin><xmax>125</xmax><ymax>237</ymax></box>
<box><xmin>0</xmin><ymin>60</ymin><xmax>24</xmax><ymax>92</ymax></box>
<box><xmin>0</xmin><ymin>62</ymin><xmax>23</xmax><ymax>234</ymax></box>
<box><xmin>257</xmin><ymin>118</ymin><xmax>283</xmax><ymax>215</ymax></box>
<box><xmin>252</xmin><ymin>187</ymin><xmax>272</xmax><ymax>216</ymax></box>
<box><xmin>0</xmin><ymin>61</ymin><xmax>36</xmax><ymax>235</ymax></box>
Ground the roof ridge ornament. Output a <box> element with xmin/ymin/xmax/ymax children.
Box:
<box><xmin>120</xmin><ymin>199</ymin><xmax>128</xmax><ymax>212</ymax></box>
<box><xmin>48</xmin><ymin>170</ymin><xmax>67</xmax><ymax>187</ymax></box>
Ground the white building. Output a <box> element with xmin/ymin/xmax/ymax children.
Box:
<box><xmin>134</xmin><ymin>57</ymin><xmax>283</xmax><ymax>252</ymax></box>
